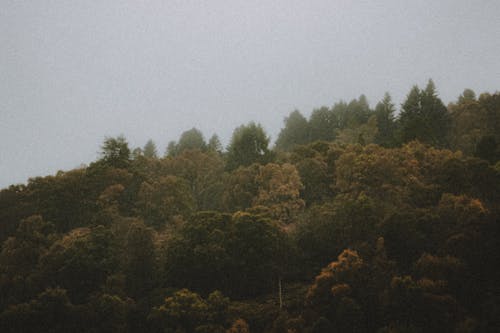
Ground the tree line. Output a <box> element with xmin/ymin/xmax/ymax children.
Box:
<box><xmin>0</xmin><ymin>82</ymin><xmax>499</xmax><ymax>332</ymax></box>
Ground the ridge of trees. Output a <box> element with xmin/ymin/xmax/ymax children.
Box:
<box><xmin>0</xmin><ymin>82</ymin><xmax>499</xmax><ymax>332</ymax></box>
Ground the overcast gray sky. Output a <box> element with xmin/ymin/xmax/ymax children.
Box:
<box><xmin>1</xmin><ymin>0</ymin><xmax>499</xmax><ymax>187</ymax></box>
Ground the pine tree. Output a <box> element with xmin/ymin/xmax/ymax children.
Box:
<box><xmin>143</xmin><ymin>139</ymin><xmax>158</xmax><ymax>158</ymax></box>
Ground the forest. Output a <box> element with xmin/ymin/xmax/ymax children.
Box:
<box><xmin>1</xmin><ymin>81</ymin><xmax>499</xmax><ymax>332</ymax></box>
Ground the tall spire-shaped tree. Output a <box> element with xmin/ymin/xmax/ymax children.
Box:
<box><xmin>398</xmin><ymin>80</ymin><xmax>450</xmax><ymax>147</ymax></box>
<box><xmin>374</xmin><ymin>93</ymin><xmax>396</xmax><ymax>147</ymax></box>
<box><xmin>143</xmin><ymin>139</ymin><xmax>158</xmax><ymax>158</ymax></box>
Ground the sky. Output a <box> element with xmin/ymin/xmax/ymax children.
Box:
<box><xmin>1</xmin><ymin>0</ymin><xmax>499</xmax><ymax>188</ymax></box>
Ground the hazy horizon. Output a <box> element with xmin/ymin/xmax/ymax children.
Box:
<box><xmin>1</xmin><ymin>0</ymin><xmax>499</xmax><ymax>188</ymax></box>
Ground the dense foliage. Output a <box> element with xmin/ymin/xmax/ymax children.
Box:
<box><xmin>1</xmin><ymin>84</ymin><xmax>499</xmax><ymax>332</ymax></box>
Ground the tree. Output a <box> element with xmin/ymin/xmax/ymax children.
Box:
<box><xmin>0</xmin><ymin>215</ymin><xmax>55</xmax><ymax>308</ymax></box>
<box><xmin>149</xmin><ymin>289</ymin><xmax>229</xmax><ymax>333</ymax></box>
<box><xmin>374</xmin><ymin>93</ymin><xmax>396</xmax><ymax>147</ymax></box>
<box><xmin>168</xmin><ymin>149</ymin><xmax>226</xmax><ymax>211</ymax></box>
<box><xmin>143</xmin><ymin>139</ymin><xmax>158</xmax><ymax>158</ymax></box>
<box><xmin>448</xmin><ymin>90</ymin><xmax>483</xmax><ymax>155</ymax></box>
<box><xmin>177</xmin><ymin>128</ymin><xmax>207</xmax><ymax>153</ymax></box>
<box><xmin>458</xmin><ymin>88</ymin><xmax>476</xmax><ymax>104</ymax></box>
<box><xmin>149</xmin><ymin>289</ymin><xmax>209</xmax><ymax>332</ymax></box>
<box><xmin>275</xmin><ymin>110</ymin><xmax>310</xmax><ymax>151</ymax></box>
<box><xmin>253</xmin><ymin>163</ymin><xmax>305</xmax><ymax>223</ymax></box>
<box><xmin>309</xmin><ymin>106</ymin><xmax>337</xmax><ymax>142</ymax></box>
<box><xmin>385</xmin><ymin>275</ymin><xmax>461</xmax><ymax>332</ymax></box>
<box><xmin>306</xmin><ymin>249</ymin><xmax>366</xmax><ymax>332</ymax></box>
<box><xmin>420</xmin><ymin>79</ymin><xmax>451</xmax><ymax>146</ymax></box>
<box><xmin>38</xmin><ymin>226</ymin><xmax>117</xmax><ymax>303</ymax></box>
<box><xmin>123</xmin><ymin>221</ymin><xmax>155</xmax><ymax>297</ymax></box>
<box><xmin>398</xmin><ymin>80</ymin><xmax>450</xmax><ymax>147</ymax></box>
<box><xmin>207</xmin><ymin>134</ymin><xmax>223</xmax><ymax>154</ymax></box>
<box><xmin>163</xmin><ymin>211</ymin><xmax>287</xmax><ymax>297</ymax></box>
<box><xmin>165</xmin><ymin>128</ymin><xmax>207</xmax><ymax>157</ymax></box>
<box><xmin>0</xmin><ymin>287</ymin><xmax>80</xmax><ymax>333</ymax></box>
<box><xmin>137</xmin><ymin>176</ymin><xmax>194</xmax><ymax>227</ymax></box>
<box><xmin>229</xmin><ymin>212</ymin><xmax>288</xmax><ymax>296</ymax></box>
<box><xmin>336</xmin><ymin>115</ymin><xmax>378</xmax><ymax>145</ymax></box>
<box><xmin>226</xmin><ymin>122</ymin><xmax>272</xmax><ymax>170</ymax></box>
<box><xmin>344</xmin><ymin>95</ymin><xmax>372</xmax><ymax>128</ymax></box>
<box><xmin>86</xmin><ymin>293</ymin><xmax>134</xmax><ymax>333</ymax></box>
<box><xmin>449</xmin><ymin>92</ymin><xmax>500</xmax><ymax>156</ymax></box>
<box><xmin>100</xmin><ymin>135</ymin><xmax>131</xmax><ymax>168</ymax></box>
<box><xmin>0</xmin><ymin>215</ymin><xmax>54</xmax><ymax>278</ymax></box>
<box><xmin>474</xmin><ymin>135</ymin><xmax>499</xmax><ymax>163</ymax></box>
<box><xmin>397</xmin><ymin>85</ymin><xmax>421</xmax><ymax>144</ymax></box>
<box><xmin>289</xmin><ymin>141</ymin><xmax>338</xmax><ymax>204</ymax></box>
<box><xmin>222</xmin><ymin>164</ymin><xmax>260</xmax><ymax>212</ymax></box>
<box><xmin>165</xmin><ymin>140</ymin><xmax>178</xmax><ymax>157</ymax></box>
<box><xmin>293</xmin><ymin>156</ymin><xmax>331</xmax><ymax>204</ymax></box>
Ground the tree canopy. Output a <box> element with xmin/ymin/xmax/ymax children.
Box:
<box><xmin>1</xmin><ymin>83</ymin><xmax>499</xmax><ymax>332</ymax></box>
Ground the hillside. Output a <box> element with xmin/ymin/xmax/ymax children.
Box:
<box><xmin>1</xmin><ymin>86</ymin><xmax>499</xmax><ymax>332</ymax></box>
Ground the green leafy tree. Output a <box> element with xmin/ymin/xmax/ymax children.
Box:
<box><xmin>306</xmin><ymin>249</ymin><xmax>366</xmax><ymax>332</ymax></box>
<box><xmin>0</xmin><ymin>287</ymin><xmax>80</xmax><ymax>333</ymax></box>
<box><xmin>448</xmin><ymin>90</ymin><xmax>483</xmax><ymax>155</ymax></box>
<box><xmin>0</xmin><ymin>215</ymin><xmax>55</xmax><ymax>307</ymax></box>
<box><xmin>137</xmin><ymin>176</ymin><xmax>194</xmax><ymax>227</ymax></box>
<box><xmin>336</xmin><ymin>115</ymin><xmax>378</xmax><ymax>145</ymax></box>
<box><xmin>100</xmin><ymin>135</ymin><xmax>131</xmax><ymax>168</ymax></box>
<box><xmin>458</xmin><ymin>88</ymin><xmax>476</xmax><ymax>104</ymax></box>
<box><xmin>226</xmin><ymin>122</ymin><xmax>273</xmax><ymax>170</ymax></box>
<box><xmin>253</xmin><ymin>163</ymin><xmax>305</xmax><ymax>223</ymax></box>
<box><xmin>175</xmin><ymin>128</ymin><xmax>207</xmax><ymax>155</ymax></box>
<box><xmin>229</xmin><ymin>212</ymin><xmax>288</xmax><ymax>296</ymax></box>
<box><xmin>149</xmin><ymin>289</ymin><xmax>229</xmax><ymax>333</ymax></box>
<box><xmin>123</xmin><ymin>222</ymin><xmax>155</xmax><ymax>297</ymax></box>
<box><xmin>163</xmin><ymin>211</ymin><xmax>287</xmax><ymax>297</ymax></box>
<box><xmin>474</xmin><ymin>135</ymin><xmax>499</xmax><ymax>163</ymax></box>
<box><xmin>38</xmin><ymin>226</ymin><xmax>117</xmax><ymax>303</ymax></box>
<box><xmin>168</xmin><ymin>150</ymin><xmax>226</xmax><ymax>211</ymax></box>
<box><xmin>275</xmin><ymin>110</ymin><xmax>310</xmax><ymax>151</ymax></box>
<box><xmin>385</xmin><ymin>275</ymin><xmax>461</xmax><ymax>332</ymax></box>
<box><xmin>447</xmin><ymin>91</ymin><xmax>500</xmax><ymax>157</ymax></box>
<box><xmin>222</xmin><ymin>164</ymin><xmax>260</xmax><ymax>212</ymax></box>
<box><xmin>86</xmin><ymin>293</ymin><xmax>134</xmax><ymax>332</ymax></box>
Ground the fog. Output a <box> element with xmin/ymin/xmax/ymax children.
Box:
<box><xmin>1</xmin><ymin>0</ymin><xmax>499</xmax><ymax>187</ymax></box>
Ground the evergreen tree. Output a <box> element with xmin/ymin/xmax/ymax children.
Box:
<box><xmin>207</xmin><ymin>134</ymin><xmax>223</xmax><ymax>153</ymax></box>
<box><xmin>165</xmin><ymin>140</ymin><xmax>178</xmax><ymax>157</ymax></box>
<box><xmin>309</xmin><ymin>106</ymin><xmax>337</xmax><ymax>142</ymax></box>
<box><xmin>420</xmin><ymin>79</ymin><xmax>451</xmax><ymax>146</ymax></box>
<box><xmin>398</xmin><ymin>80</ymin><xmax>450</xmax><ymax>147</ymax></box>
<box><xmin>143</xmin><ymin>139</ymin><xmax>158</xmax><ymax>158</ymax></box>
<box><xmin>374</xmin><ymin>93</ymin><xmax>396</xmax><ymax>147</ymax></box>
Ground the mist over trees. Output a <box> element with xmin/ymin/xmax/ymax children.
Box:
<box><xmin>1</xmin><ymin>82</ymin><xmax>499</xmax><ymax>332</ymax></box>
